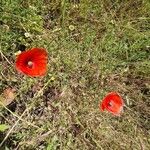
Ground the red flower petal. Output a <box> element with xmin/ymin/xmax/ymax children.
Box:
<box><xmin>15</xmin><ymin>48</ymin><xmax>48</xmax><ymax>77</ymax></box>
<box><xmin>100</xmin><ymin>92</ymin><xmax>124</xmax><ymax>116</ymax></box>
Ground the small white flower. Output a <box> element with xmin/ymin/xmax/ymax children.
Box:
<box><xmin>69</xmin><ymin>25</ymin><xmax>75</xmax><ymax>31</ymax></box>
<box><xmin>24</xmin><ymin>32</ymin><xmax>31</xmax><ymax>38</ymax></box>
<box><xmin>14</xmin><ymin>51</ymin><xmax>21</xmax><ymax>56</ymax></box>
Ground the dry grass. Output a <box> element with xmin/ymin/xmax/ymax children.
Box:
<box><xmin>0</xmin><ymin>0</ymin><xmax>150</xmax><ymax>149</ymax></box>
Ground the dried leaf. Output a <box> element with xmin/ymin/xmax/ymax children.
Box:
<box><xmin>0</xmin><ymin>88</ymin><xmax>16</xmax><ymax>107</ymax></box>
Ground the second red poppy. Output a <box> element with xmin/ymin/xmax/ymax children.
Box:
<box><xmin>100</xmin><ymin>92</ymin><xmax>124</xmax><ymax>116</ymax></box>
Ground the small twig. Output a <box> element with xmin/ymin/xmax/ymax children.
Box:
<box><xmin>0</xmin><ymin>109</ymin><xmax>27</xmax><ymax>147</ymax></box>
<box><xmin>139</xmin><ymin>138</ymin><xmax>145</xmax><ymax>150</ymax></box>
<box><xmin>0</xmin><ymin>101</ymin><xmax>40</xmax><ymax>129</ymax></box>
<box><xmin>17</xmin><ymin>130</ymin><xmax>53</xmax><ymax>148</ymax></box>
<box><xmin>0</xmin><ymin>50</ymin><xmax>13</xmax><ymax>66</ymax></box>
<box><xmin>0</xmin><ymin>80</ymin><xmax>51</xmax><ymax>147</ymax></box>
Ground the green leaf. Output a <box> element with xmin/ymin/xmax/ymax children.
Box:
<box><xmin>0</xmin><ymin>124</ymin><xmax>10</xmax><ymax>132</ymax></box>
<box><xmin>46</xmin><ymin>135</ymin><xmax>58</xmax><ymax>150</ymax></box>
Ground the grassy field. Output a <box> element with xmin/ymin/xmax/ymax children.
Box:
<box><xmin>0</xmin><ymin>0</ymin><xmax>150</xmax><ymax>149</ymax></box>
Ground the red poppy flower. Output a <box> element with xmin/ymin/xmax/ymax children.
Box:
<box><xmin>15</xmin><ymin>48</ymin><xmax>48</xmax><ymax>77</ymax></box>
<box><xmin>100</xmin><ymin>92</ymin><xmax>124</xmax><ymax>116</ymax></box>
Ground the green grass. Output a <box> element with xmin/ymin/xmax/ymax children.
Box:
<box><xmin>0</xmin><ymin>0</ymin><xmax>150</xmax><ymax>149</ymax></box>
